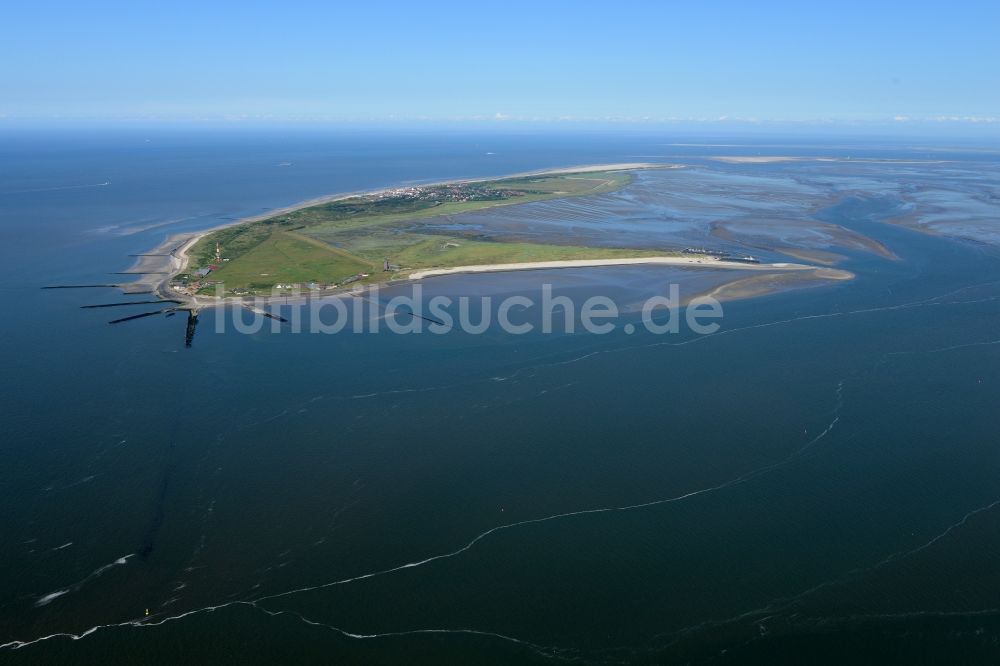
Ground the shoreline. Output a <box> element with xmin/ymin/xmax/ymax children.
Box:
<box><xmin>408</xmin><ymin>257</ymin><xmax>823</xmax><ymax>280</ymax></box>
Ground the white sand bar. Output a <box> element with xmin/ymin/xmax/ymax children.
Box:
<box><xmin>408</xmin><ymin>256</ymin><xmax>816</xmax><ymax>280</ymax></box>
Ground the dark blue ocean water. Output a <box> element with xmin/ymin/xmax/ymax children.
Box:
<box><xmin>3</xmin><ymin>130</ymin><xmax>1000</xmax><ymax>664</ymax></box>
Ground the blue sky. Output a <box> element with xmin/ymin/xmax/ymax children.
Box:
<box><xmin>2</xmin><ymin>0</ymin><xmax>998</xmax><ymax>128</ymax></box>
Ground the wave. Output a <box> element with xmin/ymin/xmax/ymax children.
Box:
<box><xmin>1</xmin><ymin>180</ymin><xmax>110</xmax><ymax>195</ymax></box>
<box><xmin>34</xmin><ymin>554</ymin><xmax>134</xmax><ymax>608</ymax></box>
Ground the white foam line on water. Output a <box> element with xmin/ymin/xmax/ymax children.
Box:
<box><xmin>2</xmin><ymin>605</ymin><xmax>229</xmax><ymax>650</ymax></box>
<box><xmin>33</xmin><ymin>591</ymin><xmax>69</xmax><ymax>607</ymax></box>
<box><xmin>8</xmin><ymin>290</ymin><xmax>994</xmax><ymax>649</ymax></box>
<box><xmin>886</xmin><ymin>337</ymin><xmax>1000</xmax><ymax>358</ymax></box>
<box><xmin>34</xmin><ymin>554</ymin><xmax>135</xmax><ymax>607</ymax></box>
<box><xmin>784</xmin><ymin>496</ymin><xmax>1000</xmax><ymax>604</ymax></box>
<box><xmin>693</xmin><ymin>603</ymin><xmax>1000</xmax><ymax>658</ymax></box>
<box><xmin>836</xmin><ymin>607</ymin><xmax>1000</xmax><ymax>622</ymax></box>
<box><xmin>256</xmin><ymin>382</ymin><xmax>852</xmax><ymax>606</ymax></box>
<box><xmin>3</xmin><ymin>381</ymin><xmax>849</xmax><ymax>652</ymax></box>
<box><xmin>876</xmin><ymin>498</ymin><xmax>1000</xmax><ymax>566</ymax></box>
<box><xmin>492</xmin><ymin>292</ymin><xmax>1000</xmax><ymax>384</ymax></box>
<box><xmin>349</xmin><ymin>386</ymin><xmax>443</xmax><ymax>400</ymax></box>
<box><xmin>229</xmin><ymin>291</ymin><xmax>1000</xmax><ymax>429</ymax></box>
<box><xmin>655</xmin><ymin>495</ymin><xmax>1000</xmax><ymax>646</ymax></box>
<box><xmin>796</xmin><ymin>380</ymin><xmax>845</xmax><ymax>457</ymax></box>
<box><xmin>3</xmin><ymin>600</ymin><xmax>575</xmax><ymax>661</ymax></box>
<box><xmin>253</xmin><ymin>284</ymin><xmax>1000</xmax><ymax>413</ymax></box>
<box><xmin>249</xmin><ymin>605</ymin><xmax>574</xmax><ymax>661</ymax></box>
<box><xmin>1</xmin><ymin>180</ymin><xmax>110</xmax><ymax>195</ymax></box>
<box><xmin>797</xmin><ymin>417</ymin><xmax>841</xmax><ymax>456</ymax></box>
<box><xmin>51</xmin><ymin>475</ymin><xmax>97</xmax><ymax>491</ymax></box>
<box><xmin>921</xmin><ymin>278</ymin><xmax>1000</xmax><ymax>304</ymax></box>
<box><xmin>647</xmin><ymin>316</ymin><xmax>1000</xmax><ymax>647</ymax></box>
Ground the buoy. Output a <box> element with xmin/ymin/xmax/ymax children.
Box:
<box><xmin>145</xmin><ymin>608</ymin><xmax>150</xmax><ymax>617</ymax></box>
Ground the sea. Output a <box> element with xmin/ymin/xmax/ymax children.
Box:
<box><xmin>2</xmin><ymin>129</ymin><xmax>1000</xmax><ymax>664</ymax></box>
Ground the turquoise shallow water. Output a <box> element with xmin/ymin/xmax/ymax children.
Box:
<box><xmin>3</xmin><ymin>131</ymin><xmax>1000</xmax><ymax>664</ymax></box>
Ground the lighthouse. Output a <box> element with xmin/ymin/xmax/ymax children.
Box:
<box><xmin>215</xmin><ymin>242</ymin><xmax>222</xmax><ymax>263</ymax></box>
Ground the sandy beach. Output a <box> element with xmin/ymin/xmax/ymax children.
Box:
<box><xmin>709</xmin><ymin>156</ymin><xmax>804</xmax><ymax>164</ymax></box>
<box><xmin>408</xmin><ymin>256</ymin><xmax>819</xmax><ymax>280</ymax></box>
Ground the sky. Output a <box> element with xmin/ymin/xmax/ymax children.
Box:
<box><xmin>1</xmin><ymin>0</ymin><xmax>998</xmax><ymax>130</ymax></box>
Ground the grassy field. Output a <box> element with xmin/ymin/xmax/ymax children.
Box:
<box><xmin>313</xmin><ymin>226</ymin><xmax>669</xmax><ymax>266</ymax></box>
<box><xmin>203</xmin><ymin>231</ymin><xmax>373</xmax><ymax>292</ymax></box>
<box><xmin>185</xmin><ymin>169</ymin><xmax>660</xmax><ymax>294</ymax></box>
<box><xmin>383</xmin><ymin>237</ymin><xmax>664</xmax><ymax>269</ymax></box>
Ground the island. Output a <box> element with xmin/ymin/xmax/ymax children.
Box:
<box><xmin>120</xmin><ymin>163</ymin><xmax>850</xmax><ymax>314</ymax></box>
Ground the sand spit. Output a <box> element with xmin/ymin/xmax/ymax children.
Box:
<box><xmin>710</xmin><ymin>156</ymin><xmax>804</xmax><ymax>164</ymax></box>
<box><xmin>408</xmin><ymin>256</ymin><xmax>820</xmax><ymax>280</ymax></box>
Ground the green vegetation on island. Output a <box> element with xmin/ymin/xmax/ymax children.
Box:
<box><xmin>182</xmin><ymin>169</ymin><xmax>668</xmax><ymax>295</ymax></box>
